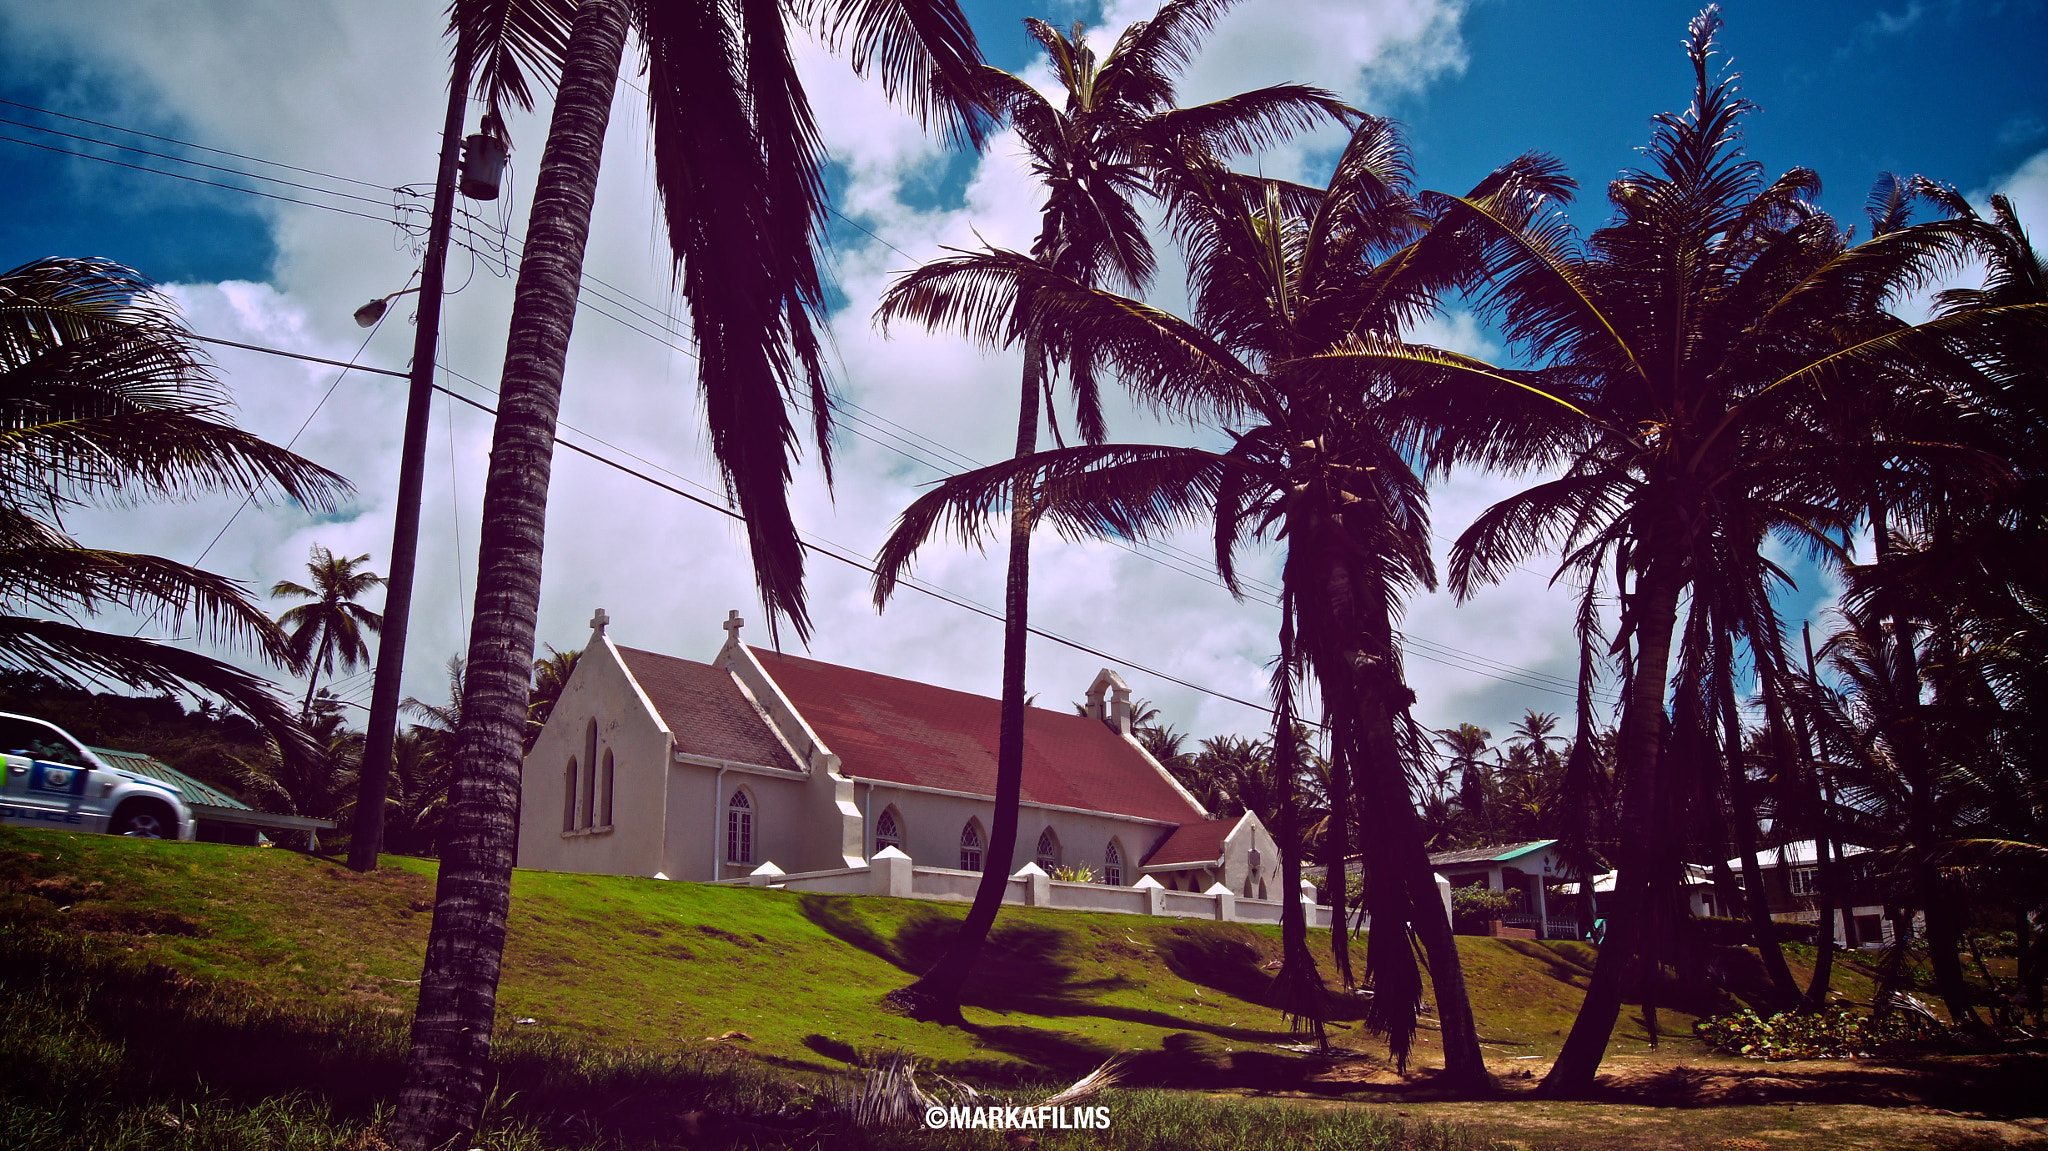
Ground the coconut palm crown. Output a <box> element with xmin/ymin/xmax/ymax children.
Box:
<box><xmin>0</xmin><ymin>257</ymin><xmax>348</xmax><ymax>757</ymax></box>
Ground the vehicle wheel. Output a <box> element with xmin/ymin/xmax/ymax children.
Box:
<box><xmin>113</xmin><ymin>801</ymin><xmax>174</xmax><ymax>839</ymax></box>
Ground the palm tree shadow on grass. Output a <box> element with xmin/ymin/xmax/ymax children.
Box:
<box><xmin>797</xmin><ymin>896</ymin><xmax>1353</xmax><ymax>1043</ymax></box>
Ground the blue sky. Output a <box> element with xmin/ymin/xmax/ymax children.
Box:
<box><xmin>0</xmin><ymin>0</ymin><xmax>2040</xmax><ymax>743</ymax></box>
<box><xmin>10</xmin><ymin>2</ymin><xmax>2042</xmax><ymax>279</ymax></box>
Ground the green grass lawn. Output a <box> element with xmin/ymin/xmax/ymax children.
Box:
<box><xmin>2</xmin><ymin>827</ymin><xmax>2038</xmax><ymax>1151</ymax></box>
<box><xmin>0</xmin><ymin>826</ymin><xmax>1789</xmax><ymax>1081</ymax></box>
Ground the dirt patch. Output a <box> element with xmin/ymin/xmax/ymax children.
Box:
<box><xmin>1286</xmin><ymin>1049</ymin><xmax>2048</xmax><ymax>1151</ymax></box>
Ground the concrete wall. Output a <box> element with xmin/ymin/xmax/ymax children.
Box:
<box><xmin>715</xmin><ymin>850</ymin><xmax>1336</xmax><ymax>926</ymax></box>
<box><xmin>519</xmin><ymin>633</ymin><xmax>671</xmax><ymax>877</ymax></box>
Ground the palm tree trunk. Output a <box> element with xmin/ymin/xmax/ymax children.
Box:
<box><xmin>1343</xmin><ymin>582</ymin><xmax>1487</xmax><ymax>1090</ymax></box>
<box><xmin>1541</xmin><ymin>558</ymin><xmax>1682</xmax><ymax>1098</ymax></box>
<box><xmin>1267</xmin><ymin>708</ymin><xmax>1326</xmax><ymax>1043</ymax></box>
<box><xmin>388</xmin><ymin>2</ymin><xmax>627</xmax><ymax>1145</ymax></box>
<box><xmin>1805</xmin><ymin>833</ymin><xmax>1841</xmax><ymax>1008</ymax></box>
<box><xmin>895</xmin><ymin>328</ymin><xmax>1044</xmax><ymax>1021</ymax></box>
<box><xmin>1714</xmin><ymin>665</ymin><xmax>1803</xmax><ymax>1008</ymax></box>
<box><xmin>302</xmin><ymin>632</ymin><xmax>333</xmax><ymax>719</ymax></box>
<box><xmin>1324</xmin><ymin>744</ymin><xmax>1353</xmax><ymax>987</ymax></box>
<box><xmin>1866</xmin><ymin>498</ymin><xmax>1979</xmax><ymax>1029</ymax></box>
<box><xmin>1921</xmin><ymin>868</ymin><xmax>1982</xmax><ymax>1027</ymax></box>
<box><xmin>1368</xmin><ymin>698</ymin><xmax>1488</xmax><ymax>1089</ymax></box>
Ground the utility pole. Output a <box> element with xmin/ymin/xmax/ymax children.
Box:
<box><xmin>350</xmin><ymin>39</ymin><xmax>475</xmax><ymax>872</ymax></box>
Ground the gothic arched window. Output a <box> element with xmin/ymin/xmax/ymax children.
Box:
<box><xmin>562</xmin><ymin>758</ymin><xmax>578</xmax><ymax>831</ymax></box>
<box><xmin>581</xmin><ymin>719</ymin><xmax>599</xmax><ymax>829</ymax></box>
<box><xmin>1103</xmin><ymin>841</ymin><xmax>1124</xmax><ymax>886</ymax></box>
<box><xmin>726</xmin><ymin>789</ymin><xmax>754</xmax><ymax>865</ymax></box>
<box><xmin>1035</xmin><ymin>827</ymin><xmax>1060</xmax><ymax>872</ymax></box>
<box><xmin>959</xmin><ymin>821</ymin><xmax>983</xmax><ymax>873</ymax></box>
<box><xmin>874</xmin><ymin>807</ymin><xmax>903</xmax><ymax>854</ymax></box>
<box><xmin>599</xmin><ymin>749</ymin><xmax>615</xmax><ymax>827</ymax></box>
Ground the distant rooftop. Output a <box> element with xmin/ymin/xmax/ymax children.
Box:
<box><xmin>90</xmin><ymin>746</ymin><xmax>331</xmax><ymax>832</ymax></box>
<box><xmin>1428</xmin><ymin>840</ymin><xmax>1557</xmax><ymax>868</ymax></box>
<box><xmin>91</xmin><ymin>746</ymin><xmax>249</xmax><ymax>810</ymax></box>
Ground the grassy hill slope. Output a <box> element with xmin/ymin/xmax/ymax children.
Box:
<box><xmin>0</xmin><ymin>827</ymin><xmax>1876</xmax><ymax>1084</ymax></box>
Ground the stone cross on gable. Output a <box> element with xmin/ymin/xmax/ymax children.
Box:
<box><xmin>723</xmin><ymin>610</ymin><xmax>744</xmax><ymax>644</ymax></box>
<box><xmin>589</xmin><ymin>607</ymin><xmax>609</xmax><ymax>634</ymax></box>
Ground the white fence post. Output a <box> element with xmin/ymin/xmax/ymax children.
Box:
<box><xmin>871</xmin><ymin>846</ymin><xmax>912</xmax><ymax>898</ymax></box>
<box><xmin>1014</xmin><ymin>861</ymin><xmax>1051</xmax><ymax>906</ymax></box>
<box><xmin>1205</xmin><ymin>881</ymin><xmax>1236</xmax><ymax>922</ymax></box>
<box><xmin>1134</xmin><ymin>874</ymin><xmax>1165</xmax><ymax>916</ymax></box>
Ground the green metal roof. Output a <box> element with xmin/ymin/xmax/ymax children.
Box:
<box><xmin>1427</xmin><ymin>839</ymin><xmax>1558</xmax><ymax>867</ymax></box>
<box><xmin>89</xmin><ymin>746</ymin><xmax>250</xmax><ymax>810</ymax></box>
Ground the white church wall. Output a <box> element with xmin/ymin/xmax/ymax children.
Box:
<box><xmin>1219</xmin><ymin>814</ymin><xmax>1279</xmax><ymax>900</ymax></box>
<box><xmin>519</xmin><ymin>633</ymin><xmax>670</xmax><ymax>877</ymax></box>
<box><xmin>661</xmin><ymin>758</ymin><xmax>720</xmax><ymax>881</ymax></box>
<box><xmin>862</xmin><ymin>782</ymin><xmax>1169</xmax><ymax>885</ymax></box>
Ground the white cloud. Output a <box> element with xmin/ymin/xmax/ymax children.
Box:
<box><xmin>0</xmin><ymin>0</ymin><xmax>1608</xmax><ymax>748</ymax></box>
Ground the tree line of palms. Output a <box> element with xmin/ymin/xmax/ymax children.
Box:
<box><xmin>866</xmin><ymin>2</ymin><xmax>2046</xmax><ymax>1100</ymax></box>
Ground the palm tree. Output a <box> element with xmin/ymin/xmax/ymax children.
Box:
<box><xmin>271</xmin><ymin>545</ymin><xmax>384</xmax><ymax>719</ymax></box>
<box><xmin>525</xmin><ymin>644</ymin><xmax>578</xmax><ymax>753</ymax></box>
<box><xmin>870</xmin><ymin>0</ymin><xmax>1346</xmax><ymax>1023</ymax></box>
<box><xmin>1375</xmin><ymin>10</ymin><xmax>2036</xmax><ymax>1093</ymax></box>
<box><xmin>1787</xmin><ymin>599</ymin><xmax>1999</xmax><ymax>1024</ymax></box>
<box><xmin>1434</xmin><ymin>723</ymin><xmax>1493</xmax><ymax>842</ymax></box>
<box><xmin>870</xmin><ymin>116</ymin><xmax>1557</xmax><ymax>1088</ymax></box>
<box><xmin>0</xmin><ymin>257</ymin><xmax>347</xmax><ymax>755</ymax></box>
<box><xmin>231</xmin><ymin>691</ymin><xmax>362</xmax><ymax>850</ymax></box>
<box><xmin>393</xmin><ymin>1</ymin><xmax>991</xmax><ymax>1143</ymax></box>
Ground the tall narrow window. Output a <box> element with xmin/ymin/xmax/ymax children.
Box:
<box><xmin>874</xmin><ymin>808</ymin><xmax>903</xmax><ymax>853</ymax></box>
<box><xmin>959</xmin><ymin>821</ymin><xmax>983</xmax><ymax>872</ymax></box>
<box><xmin>1035</xmin><ymin>827</ymin><xmax>1060</xmax><ymax>872</ymax></box>
<box><xmin>562</xmin><ymin>758</ymin><xmax>578</xmax><ymax>831</ymax></box>
<box><xmin>1103</xmin><ymin>841</ymin><xmax>1123</xmax><ymax>886</ymax></box>
<box><xmin>580</xmin><ymin>719</ymin><xmax>598</xmax><ymax>829</ymax></box>
<box><xmin>726</xmin><ymin>789</ymin><xmax>753</xmax><ymax>864</ymax></box>
<box><xmin>599</xmin><ymin>750</ymin><xmax>615</xmax><ymax>827</ymax></box>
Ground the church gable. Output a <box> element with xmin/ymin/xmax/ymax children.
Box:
<box><xmin>615</xmin><ymin>646</ymin><xmax>801</xmax><ymax>771</ymax></box>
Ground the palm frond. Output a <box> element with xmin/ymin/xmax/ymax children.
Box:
<box><xmin>448</xmin><ymin>0</ymin><xmax>575</xmax><ymax>130</ymax></box>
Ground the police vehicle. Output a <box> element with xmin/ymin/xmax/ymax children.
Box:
<box><xmin>0</xmin><ymin>712</ymin><xmax>194</xmax><ymax>840</ymax></box>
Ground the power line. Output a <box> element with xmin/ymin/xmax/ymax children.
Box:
<box><xmin>0</xmin><ymin>97</ymin><xmax>393</xmax><ymax>191</ymax></box>
<box><xmin>423</xmin><ymin>369</ymin><xmax>1287</xmax><ymax>719</ymax></box>
<box><xmin>30</xmin><ymin>96</ymin><xmax>1603</xmax><ymax>711</ymax></box>
<box><xmin>0</xmin><ymin>132</ymin><xmax>402</xmax><ymax>227</ymax></box>
<box><xmin>0</xmin><ymin>114</ymin><xmax>393</xmax><ymax>209</ymax></box>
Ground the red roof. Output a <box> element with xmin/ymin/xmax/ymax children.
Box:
<box><xmin>616</xmin><ymin>646</ymin><xmax>799</xmax><ymax>770</ymax></box>
<box><xmin>1141</xmin><ymin>815</ymin><xmax>1241</xmax><ymax>867</ymax></box>
<box><xmin>749</xmin><ymin>647</ymin><xmax>1206</xmax><ymax>825</ymax></box>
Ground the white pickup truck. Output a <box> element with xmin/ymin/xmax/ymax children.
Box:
<box><xmin>0</xmin><ymin>711</ymin><xmax>194</xmax><ymax>840</ymax></box>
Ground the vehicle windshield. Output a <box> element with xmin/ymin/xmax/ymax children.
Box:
<box><xmin>0</xmin><ymin>718</ymin><xmax>92</xmax><ymax>768</ymax></box>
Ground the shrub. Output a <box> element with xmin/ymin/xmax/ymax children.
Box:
<box><xmin>1448</xmin><ymin>886</ymin><xmax>1517</xmax><ymax>922</ymax></box>
<box><xmin>1694</xmin><ymin>1006</ymin><xmax>1937</xmax><ymax>1060</ymax></box>
<box><xmin>1050</xmin><ymin>864</ymin><xmax>1096</xmax><ymax>884</ymax></box>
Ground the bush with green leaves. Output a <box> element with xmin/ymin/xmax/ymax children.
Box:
<box><xmin>1448</xmin><ymin>886</ymin><xmax>1518</xmax><ymax>920</ymax></box>
<box><xmin>1693</xmin><ymin>1006</ymin><xmax>1937</xmax><ymax>1060</ymax></box>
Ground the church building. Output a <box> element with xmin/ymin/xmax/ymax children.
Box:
<box><xmin>517</xmin><ymin>610</ymin><xmax>1279</xmax><ymax>900</ymax></box>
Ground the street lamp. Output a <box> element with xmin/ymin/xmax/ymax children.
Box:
<box><xmin>353</xmin><ymin>286</ymin><xmax>423</xmax><ymax>328</ymax></box>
